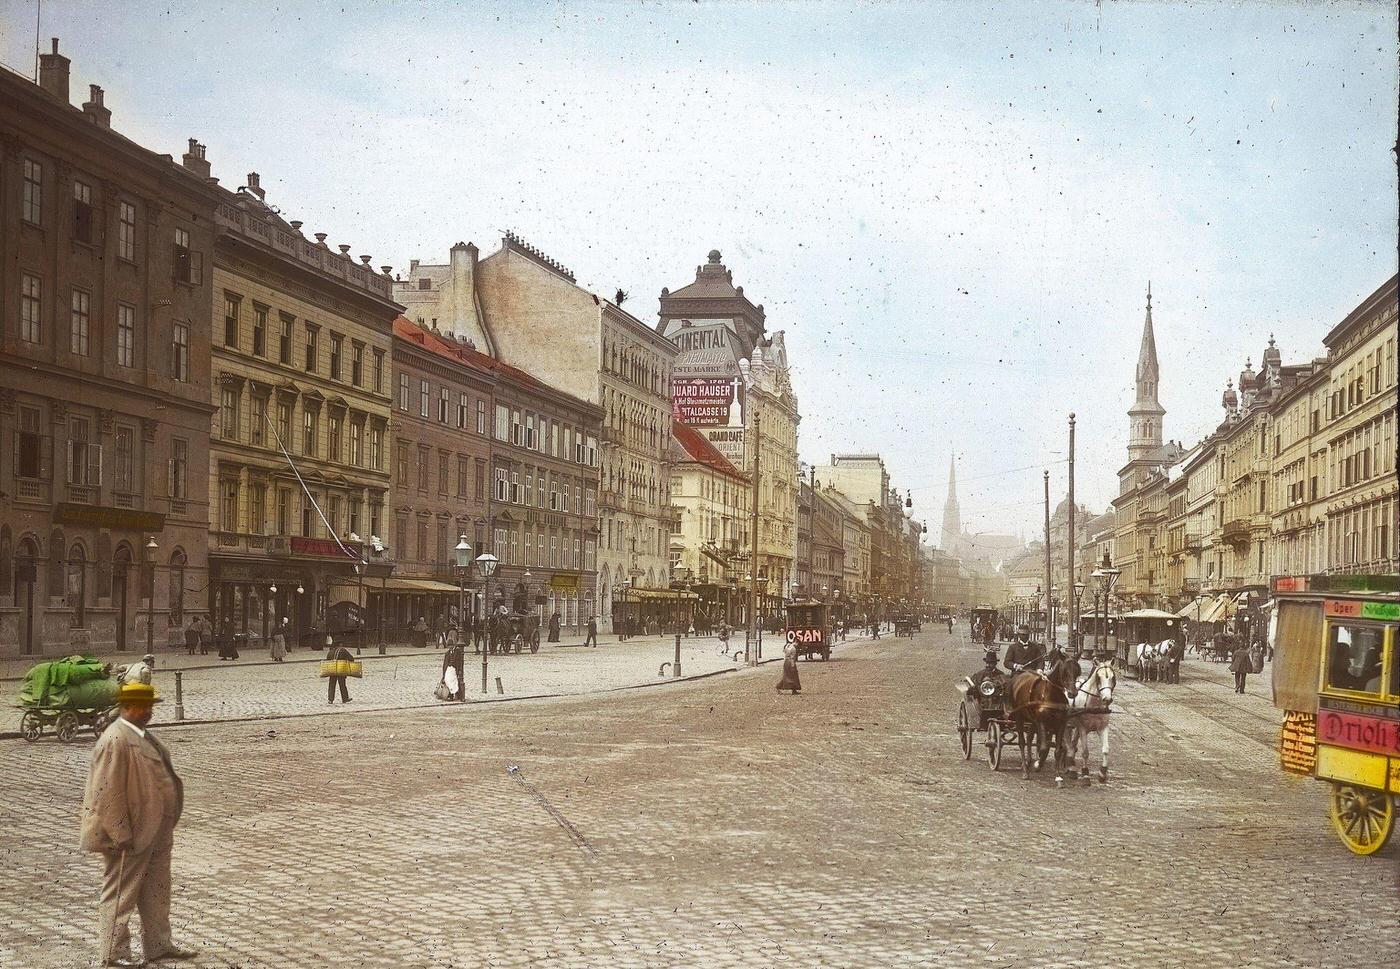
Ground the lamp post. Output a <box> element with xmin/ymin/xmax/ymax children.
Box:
<box><xmin>144</xmin><ymin>536</ymin><xmax>159</xmax><ymax>657</ymax></box>
<box><xmin>453</xmin><ymin>535</ymin><xmax>472</xmax><ymax>702</ymax></box>
<box><xmin>1073</xmin><ymin>580</ymin><xmax>1085</xmax><ymax>652</ymax></box>
<box><xmin>1090</xmin><ymin>550</ymin><xmax>1121</xmax><ymax>657</ymax></box>
<box><xmin>475</xmin><ymin>550</ymin><xmax>498</xmax><ymax>693</ymax></box>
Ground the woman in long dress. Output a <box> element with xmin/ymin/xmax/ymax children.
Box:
<box><xmin>270</xmin><ymin>618</ymin><xmax>288</xmax><ymax>662</ymax></box>
<box><xmin>776</xmin><ymin>641</ymin><xmax>801</xmax><ymax>695</ymax></box>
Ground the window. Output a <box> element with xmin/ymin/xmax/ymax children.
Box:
<box><xmin>16</xmin><ymin>406</ymin><xmax>45</xmax><ymax>479</ymax></box>
<box><xmin>510</xmin><ymin>470</ymin><xmax>520</xmax><ymax>504</ymax></box>
<box><xmin>220</xmin><ymin>479</ymin><xmax>239</xmax><ymax>531</ymax></box>
<box><xmin>172</xmin><ymin>227</ymin><xmax>202</xmax><ymax>285</ymax></box>
<box><xmin>457</xmin><ymin>456</ymin><xmax>468</xmax><ymax>498</ymax></box>
<box><xmin>279</xmin><ymin>314</ymin><xmax>294</xmax><ymax>364</ymax></box>
<box><xmin>419</xmin><ymin>379</ymin><xmax>430</xmax><ymax>418</ymax></box>
<box><xmin>220</xmin><ymin>387</ymin><xmax>239</xmax><ymax>439</ymax></box>
<box><xmin>302</xmin><ymin>409</ymin><xmax>317</xmax><ymax>456</ymax></box>
<box><xmin>329</xmin><ymin>334</ymin><xmax>343</xmax><ymax>380</ymax></box>
<box><xmin>249</xmin><ymin>484</ymin><xmax>267</xmax><ymax>535</ymax></box>
<box><xmin>477</xmin><ymin>400</ymin><xmax>486</xmax><ymax>435</ymax></box>
<box><xmin>475</xmin><ymin>460</ymin><xmax>486</xmax><ymax>500</ymax></box>
<box><xmin>116</xmin><ymin>303</ymin><xmax>135</xmax><ymax>367</ymax></box>
<box><xmin>302</xmin><ymin>494</ymin><xmax>317</xmax><ymax>537</ymax></box>
<box><xmin>112</xmin><ymin>426</ymin><xmax>134</xmax><ymax>493</ymax></box>
<box><xmin>494</xmin><ymin>467</ymin><xmax>509</xmax><ymax>502</ymax></box>
<box><xmin>417</xmin><ymin>447</ymin><xmax>429</xmax><ymax>493</ymax></box>
<box><xmin>396</xmin><ymin>441</ymin><xmax>409</xmax><ymax>486</ymax></box>
<box><xmin>373</xmin><ymin>349</ymin><xmax>385</xmax><ymax>392</ymax></box>
<box><xmin>438</xmin><ymin>388</ymin><xmax>450</xmax><ymax>424</ymax></box>
<box><xmin>20</xmin><ymin>273</ymin><xmax>41</xmax><ymax>343</ymax></box>
<box><xmin>223</xmin><ymin>294</ymin><xmax>240</xmax><ymax>348</ymax></box>
<box><xmin>67</xmin><ymin>544</ymin><xmax>86</xmax><ymax>628</ymax></box>
<box><xmin>276</xmin><ymin>488</ymin><xmax>291</xmax><ymax>535</ymax></box>
<box><xmin>438</xmin><ymin>452</ymin><xmax>449</xmax><ymax>496</ymax></box>
<box><xmin>418</xmin><ymin>278</ymin><xmax>432</xmax><ymax>290</ymax></box>
<box><xmin>328</xmin><ymin>414</ymin><xmax>342</xmax><ymax>462</ymax></box>
<box><xmin>22</xmin><ymin>158</ymin><xmax>41</xmax><ymax>224</ymax></box>
<box><xmin>170</xmin><ymin>322</ymin><xmax>189</xmax><ymax>381</ymax></box>
<box><xmin>351</xmin><ymin>344</ymin><xmax>363</xmax><ymax>386</ymax></box>
<box><xmin>69</xmin><ymin>289</ymin><xmax>90</xmax><ymax>355</ymax></box>
<box><xmin>525</xmin><ymin>414</ymin><xmax>536</xmax><ymax>450</ymax></box>
<box><xmin>511</xmin><ymin>410</ymin><xmax>522</xmax><ymax>446</ymax></box>
<box><xmin>251</xmin><ymin>395</ymin><xmax>267</xmax><ymax>446</ymax></box>
<box><xmin>169</xmin><ymin>438</ymin><xmax>188</xmax><ymax>498</ymax></box>
<box><xmin>1324</xmin><ymin>623</ymin><xmax>1387</xmax><ymax>695</ymax></box>
<box><xmin>399</xmin><ymin>373</ymin><xmax>410</xmax><ymax>411</ymax></box>
<box><xmin>73</xmin><ymin>181</ymin><xmax>94</xmax><ymax>244</ymax></box>
<box><xmin>118</xmin><ymin>201</ymin><xmax>136</xmax><ymax>261</ymax></box>
<box><xmin>369</xmin><ymin>425</ymin><xmax>382</xmax><ymax>470</ymax></box>
<box><xmin>276</xmin><ymin>401</ymin><xmax>291</xmax><ymax>448</ymax></box>
<box><xmin>457</xmin><ymin>393</ymin><xmax>469</xmax><ymax>429</ymax></box>
<box><xmin>251</xmin><ymin>305</ymin><xmax>267</xmax><ymax>357</ymax></box>
<box><xmin>495</xmin><ymin>404</ymin><xmax>509</xmax><ymax>440</ymax></box>
<box><xmin>349</xmin><ymin>421</ymin><xmax>363</xmax><ymax>466</ymax></box>
<box><xmin>304</xmin><ymin>325</ymin><xmax>318</xmax><ymax>373</ymax></box>
<box><xmin>66</xmin><ymin>417</ymin><xmax>100</xmax><ymax>485</ymax></box>
<box><xmin>328</xmin><ymin>495</ymin><xmax>342</xmax><ymax>537</ymax></box>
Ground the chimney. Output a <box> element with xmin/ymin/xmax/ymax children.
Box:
<box><xmin>39</xmin><ymin>39</ymin><xmax>71</xmax><ymax>104</ymax></box>
<box><xmin>409</xmin><ymin>259</ymin><xmax>420</xmax><ymax>275</ymax></box>
<box><xmin>181</xmin><ymin>139</ymin><xmax>210</xmax><ymax>177</ymax></box>
<box><xmin>448</xmin><ymin>242</ymin><xmax>483</xmax><ymax>339</ymax></box>
<box><xmin>245</xmin><ymin>172</ymin><xmax>265</xmax><ymax>200</ymax></box>
<box><xmin>81</xmin><ymin>85</ymin><xmax>111</xmax><ymax>128</ymax></box>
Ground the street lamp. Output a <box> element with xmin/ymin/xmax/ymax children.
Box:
<box><xmin>475</xmin><ymin>550</ymin><xmax>498</xmax><ymax>693</ymax></box>
<box><xmin>1073</xmin><ymin>580</ymin><xmax>1085</xmax><ymax>652</ymax></box>
<box><xmin>1090</xmin><ymin>551</ymin><xmax>1121</xmax><ymax>657</ymax></box>
<box><xmin>144</xmin><ymin>536</ymin><xmax>159</xmax><ymax>657</ymax></box>
<box><xmin>452</xmin><ymin>535</ymin><xmax>472</xmax><ymax>701</ymax></box>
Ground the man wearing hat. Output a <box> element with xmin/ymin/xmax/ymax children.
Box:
<box><xmin>964</xmin><ymin>649</ymin><xmax>1006</xmax><ymax>698</ymax></box>
<box><xmin>1003</xmin><ymin>624</ymin><xmax>1045</xmax><ymax>675</ymax></box>
<box><xmin>79</xmin><ymin>682</ymin><xmax>194</xmax><ymax>966</ymax></box>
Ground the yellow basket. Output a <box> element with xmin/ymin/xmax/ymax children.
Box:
<box><xmin>319</xmin><ymin>659</ymin><xmax>363</xmax><ymax>678</ymax></box>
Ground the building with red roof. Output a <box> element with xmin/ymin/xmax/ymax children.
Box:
<box><xmin>669</xmin><ymin>420</ymin><xmax>750</xmax><ymax>626</ymax></box>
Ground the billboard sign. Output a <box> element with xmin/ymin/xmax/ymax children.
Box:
<box><xmin>673</xmin><ymin>377</ymin><xmax>738</xmax><ymax>427</ymax></box>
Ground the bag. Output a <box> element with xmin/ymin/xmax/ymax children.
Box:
<box><xmin>433</xmin><ymin>681</ymin><xmax>452</xmax><ymax>701</ymax></box>
<box><xmin>319</xmin><ymin>659</ymin><xmax>363</xmax><ymax>678</ymax></box>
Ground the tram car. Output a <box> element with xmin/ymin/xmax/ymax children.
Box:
<box><xmin>784</xmin><ymin>600</ymin><xmax>831</xmax><ymax>661</ymax></box>
<box><xmin>1270</xmin><ymin>573</ymin><xmax>1398</xmax><ymax>856</ymax></box>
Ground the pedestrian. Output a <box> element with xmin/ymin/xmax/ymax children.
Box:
<box><xmin>718</xmin><ymin>619</ymin><xmax>730</xmax><ymax>651</ymax></box>
<box><xmin>79</xmin><ymin>681</ymin><xmax>195</xmax><ymax>967</ymax></box>
<box><xmin>584</xmin><ymin>615</ymin><xmax>598</xmax><ymax>648</ymax></box>
<box><xmin>776</xmin><ymin>639</ymin><xmax>801</xmax><ymax>695</ymax></box>
<box><xmin>216</xmin><ymin>620</ymin><xmax>238</xmax><ymax>661</ymax></box>
<box><xmin>413</xmin><ymin>616</ymin><xmax>429</xmax><ymax>649</ymax></box>
<box><xmin>1230</xmin><ymin>641</ymin><xmax>1251</xmax><ymax>694</ymax></box>
<box><xmin>196</xmin><ymin>615</ymin><xmax>212</xmax><ymax>655</ymax></box>
<box><xmin>270</xmin><ymin>618</ymin><xmax>288</xmax><ymax>662</ymax></box>
<box><xmin>183</xmin><ymin>618</ymin><xmax>199</xmax><ymax>656</ymax></box>
<box><xmin>439</xmin><ymin>639</ymin><xmax>464</xmax><ymax>701</ymax></box>
<box><xmin>323</xmin><ymin>640</ymin><xmax>355</xmax><ymax>704</ymax></box>
<box><xmin>114</xmin><ymin>654</ymin><xmax>156</xmax><ymax>686</ymax></box>
<box><xmin>434</xmin><ymin>612</ymin><xmax>450</xmax><ymax>648</ymax></box>
<box><xmin>548</xmin><ymin>612</ymin><xmax>561</xmax><ymax>643</ymax></box>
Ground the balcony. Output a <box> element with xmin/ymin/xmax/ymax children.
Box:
<box><xmin>212</xmin><ymin>532</ymin><xmax>271</xmax><ymax>554</ymax></box>
<box><xmin>65</xmin><ymin>484</ymin><xmax>98</xmax><ymax>505</ymax></box>
<box><xmin>1221</xmin><ymin>519</ymin><xmax>1251</xmax><ymax>546</ymax></box>
<box><xmin>1184</xmin><ymin>532</ymin><xmax>1203</xmax><ymax>551</ymax></box>
<box><xmin>1182</xmin><ymin>578</ymin><xmax>1201</xmax><ymax>593</ymax></box>
<box><xmin>14</xmin><ymin>478</ymin><xmax>48</xmax><ymax>502</ymax></box>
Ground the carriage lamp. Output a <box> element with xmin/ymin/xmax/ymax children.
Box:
<box><xmin>475</xmin><ymin>551</ymin><xmax>498</xmax><ymax>578</ymax></box>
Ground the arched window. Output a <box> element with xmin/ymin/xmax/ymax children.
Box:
<box><xmin>169</xmin><ymin>549</ymin><xmax>187</xmax><ymax>624</ymax></box>
<box><xmin>67</xmin><ymin>543</ymin><xmax>87</xmax><ymax>628</ymax></box>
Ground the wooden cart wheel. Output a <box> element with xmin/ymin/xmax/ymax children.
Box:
<box><xmin>986</xmin><ymin>720</ymin><xmax>1003</xmax><ymax>771</ymax></box>
<box><xmin>20</xmin><ymin>711</ymin><xmax>42</xmax><ymax>743</ymax></box>
<box><xmin>55</xmin><ymin>712</ymin><xmax>79</xmax><ymax>744</ymax></box>
<box><xmin>957</xmin><ymin>704</ymin><xmax>973</xmax><ymax>760</ymax></box>
<box><xmin>1328</xmin><ymin>784</ymin><xmax>1395</xmax><ymax>856</ymax></box>
<box><xmin>93</xmin><ymin>708</ymin><xmax>118</xmax><ymax>737</ymax></box>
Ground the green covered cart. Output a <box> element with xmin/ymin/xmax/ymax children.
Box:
<box><xmin>16</xmin><ymin>655</ymin><xmax>120</xmax><ymax>743</ymax></box>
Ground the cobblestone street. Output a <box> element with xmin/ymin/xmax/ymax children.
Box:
<box><xmin>3</xmin><ymin>626</ymin><xmax>1395</xmax><ymax>968</ymax></box>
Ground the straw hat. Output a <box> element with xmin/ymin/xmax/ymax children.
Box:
<box><xmin>116</xmin><ymin>682</ymin><xmax>162</xmax><ymax>705</ymax></box>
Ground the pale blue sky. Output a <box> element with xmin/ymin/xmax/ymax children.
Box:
<box><xmin>4</xmin><ymin>0</ymin><xmax>1394</xmax><ymax>539</ymax></box>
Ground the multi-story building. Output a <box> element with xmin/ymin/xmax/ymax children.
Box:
<box><xmin>206</xmin><ymin>169</ymin><xmax>399</xmax><ymax>646</ymax></box>
<box><xmin>815</xmin><ymin>453</ymin><xmax>913</xmax><ymax>616</ymax></box>
<box><xmin>669</xmin><ymin>419</ymin><xmax>749</xmax><ymax>625</ymax></box>
<box><xmin>825</xmin><ymin>485</ymin><xmax>871</xmax><ymax>604</ymax></box>
<box><xmin>659</xmin><ymin>250</ymin><xmax>799</xmax><ymax>614</ymax></box>
<box><xmin>395</xmin><ymin>235</ymin><xmax>671</xmax><ymax>632</ymax></box>
<box><xmin>1</xmin><ymin>45</ymin><xmax>222</xmax><ymax>657</ymax></box>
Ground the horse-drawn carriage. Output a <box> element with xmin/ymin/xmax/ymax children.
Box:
<box><xmin>784</xmin><ymin>600</ymin><xmax>831</xmax><ymax>661</ymax></box>
<box><xmin>1270</xmin><ymin>573</ymin><xmax>1398</xmax><ymax>856</ymax></box>
<box><xmin>17</xmin><ymin>655</ymin><xmax>120</xmax><ymax>743</ymax></box>
<box><xmin>1114</xmin><ymin>609</ymin><xmax>1184</xmax><ymax>683</ymax></box>
<box><xmin>969</xmin><ymin>607</ymin><xmax>999</xmax><ymax>646</ymax></box>
<box><xmin>487</xmin><ymin>610</ymin><xmax>540</xmax><ymax>654</ymax></box>
<box><xmin>956</xmin><ymin>649</ymin><xmax>1118</xmax><ymax>784</ymax></box>
<box><xmin>893</xmin><ymin>613</ymin><xmax>919</xmax><ymax>637</ymax></box>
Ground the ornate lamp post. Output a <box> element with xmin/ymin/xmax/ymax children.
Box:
<box><xmin>1073</xmin><ymin>580</ymin><xmax>1086</xmax><ymax>652</ymax></box>
<box><xmin>144</xmin><ymin>536</ymin><xmax>159</xmax><ymax>657</ymax></box>
<box><xmin>474</xmin><ymin>550</ymin><xmax>498</xmax><ymax>693</ymax></box>
<box><xmin>453</xmin><ymin>535</ymin><xmax>472</xmax><ymax>701</ymax></box>
<box><xmin>1090</xmin><ymin>551</ymin><xmax>1121</xmax><ymax>657</ymax></box>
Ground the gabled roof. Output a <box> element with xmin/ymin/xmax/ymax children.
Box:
<box><xmin>671</xmin><ymin>420</ymin><xmax>747</xmax><ymax>481</ymax></box>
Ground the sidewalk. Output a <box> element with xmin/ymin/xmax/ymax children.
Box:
<box><xmin>5</xmin><ymin>630</ymin><xmax>871</xmax><ymax>734</ymax></box>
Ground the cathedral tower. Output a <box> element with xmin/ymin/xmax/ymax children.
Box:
<box><xmin>1127</xmin><ymin>283</ymin><xmax>1165</xmax><ymax>462</ymax></box>
<box><xmin>940</xmin><ymin>456</ymin><xmax>961</xmax><ymax>552</ymax></box>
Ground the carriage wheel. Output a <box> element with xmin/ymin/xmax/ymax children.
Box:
<box><xmin>530</xmin><ymin>639</ymin><xmax>540</xmax><ymax>654</ymax></box>
<box><xmin>957</xmin><ymin>704</ymin><xmax>973</xmax><ymax>760</ymax></box>
<box><xmin>20</xmin><ymin>712</ymin><xmax>42</xmax><ymax>743</ymax></box>
<box><xmin>1328</xmin><ymin>784</ymin><xmax>1395</xmax><ymax>856</ymax></box>
<box><xmin>986</xmin><ymin>720</ymin><xmax>1003</xmax><ymax>771</ymax></box>
<box><xmin>93</xmin><ymin>708</ymin><xmax>118</xmax><ymax>737</ymax></box>
<box><xmin>55</xmin><ymin>712</ymin><xmax>79</xmax><ymax>744</ymax></box>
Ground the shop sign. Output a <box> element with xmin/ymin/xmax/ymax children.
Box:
<box><xmin>1318</xmin><ymin>709</ymin><xmax>1400</xmax><ymax>756</ymax></box>
<box><xmin>704</xmin><ymin>427</ymin><xmax>745</xmax><ymax>463</ymax></box>
<box><xmin>1279</xmin><ymin>711</ymin><xmax>1317</xmax><ymax>776</ymax></box>
<box><xmin>291</xmin><ymin>536</ymin><xmax>357</xmax><ymax>558</ymax></box>
<box><xmin>786</xmin><ymin>628</ymin><xmax>823</xmax><ymax>645</ymax></box>
<box><xmin>53</xmin><ymin>502</ymin><xmax>164</xmax><ymax>532</ymax></box>
<box><xmin>1324</xmin><ymin>598</ymin><xmax>1400</xmax><ymax>621</ymax></box>
<box><xmin>550</xmin><ymin>574</ymin><xmax>580</xmax><ymax>590</ymax></box>
<box><xmin>673</xmin><ymin>377</ymin><xmax>739</xmax><ymax>427</ymax></box>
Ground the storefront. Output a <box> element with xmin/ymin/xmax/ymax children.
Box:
<box><xmin>611</xmin><ymin>587</ymin><xmax>700</xmax><ymax>635</ymax></box>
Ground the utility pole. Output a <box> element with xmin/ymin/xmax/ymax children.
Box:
<box><xmin>747</xmin><ymin>416</ymin><xmax>762</xmax><ymax>666</ymax></box>
<box><xmin>807</xmin><ymin>463</ymin><xmax>816</xmax><ymax>600</ymax></box>
<box><xmin>1067</xmin><ymin>413</ymin><xmax>1076</xmax><ymax>651</ymax></box>
<box><xmin>1043</xmin><ymin>470</ymin><xmax>1052</xmax><ymax>648</ymax></box>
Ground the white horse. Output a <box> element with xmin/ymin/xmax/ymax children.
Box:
<box><xmin>1134</xmin><ymin>640</ymin><xmax>1173</xmax><ymax>681</ymax></box>
<box><xmin>1068</xmin><ymin>659</ymin><xmax>1117</xmax><ymax>783</ymax></box>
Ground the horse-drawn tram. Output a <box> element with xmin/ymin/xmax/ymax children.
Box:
<box><xmin>1270</xmin><ymin>573</ymin><xmax>1398</xmax><ymax>856</ymax></box>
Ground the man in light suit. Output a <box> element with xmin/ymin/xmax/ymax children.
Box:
<box><xmin>79</xmin><ymin>682</ymin><xmax>195</xmax><ymax>967</ymax></box>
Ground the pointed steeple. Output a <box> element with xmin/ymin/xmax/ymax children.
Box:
<box><xmin>1127</xmin><ymin>282</ymin><xmax>1165</xmax><ymax>463</ymax></box>
<box><xmin>940</xmin><ymin>455</ymin><xmax>961</xmax><ymax>552</ymax></box>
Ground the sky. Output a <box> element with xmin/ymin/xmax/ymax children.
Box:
<box><xmin>3</xmin><ymin>0</ymin><xmax>1394</xmax><ymax>540</ymax></box>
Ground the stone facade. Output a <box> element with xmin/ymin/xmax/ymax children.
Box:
<box><xmin>0</xmin><ymin>46</ymin><xmax>222</xmax><ymax>657</ymax></box>
<box><xmin>669</xmin><ymin>419</ymin><xmax>750</xmax><ymax>625</ymax></box>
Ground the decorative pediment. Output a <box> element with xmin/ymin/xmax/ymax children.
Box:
<box><xmin>275</xmin><ymin>381</ymin><xmax>301</xmax><ymax>400</ymax></box>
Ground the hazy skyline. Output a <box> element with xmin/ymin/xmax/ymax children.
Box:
<box><xmin>4</xmin><ymin>0</ymin><xmax>1394</xmax><ymax>540</ymax></box>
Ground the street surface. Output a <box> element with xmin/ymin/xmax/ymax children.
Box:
<box><xmin>2</xmin><ymin>626</ymin><xmax>1395</xmax><ymax>968</ymax></box>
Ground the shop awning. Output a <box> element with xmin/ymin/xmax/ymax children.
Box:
<box><xmin>328</xmin><ymin>577</ymin><xmax>462</xmax><ymax>599</ymax></box>
<box><xmin>1197</xmin><ymin>593</ymin><xmax>1236</xmax><ymax>624</ymax></box>
<box><xmin>613</xmin><ymin>588</ymin><xmax>701</xmax><ymax>602</ymax></box>
<box><xmin>1176</xmin><ymin>595</ymin><xmax>1212</xmax><ymax>619</ymax></box>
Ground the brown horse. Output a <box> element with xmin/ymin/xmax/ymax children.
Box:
<box><xmin>1007</xmin><ymin>656</ymin><xmax>1080</xmax><ymax>785</ymax></box>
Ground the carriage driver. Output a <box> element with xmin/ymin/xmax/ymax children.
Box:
<box><xmin>965</xmin><ymin>649</ymin><xmax>1005</xmax><ymax>696</ymax></box>
<box><xmin>1003</xmin><ymin>624</ymin><xmax>1045</xmax><ymax>674</ymax></box>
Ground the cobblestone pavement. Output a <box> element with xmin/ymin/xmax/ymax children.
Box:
<box><xmin>4</xmin><ymin>633</ymin><xmax>804</xmax><ymax>730</ymax></box>
<box><xmin>2</xmin><ymin>627</ymin><xmax>1394</xmax><ymax>968</ymax></box>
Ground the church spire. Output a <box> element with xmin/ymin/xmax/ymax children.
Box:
<box><xmin>1127</xmin><ymin>282</ymin><xmax>1165</xmax><ymax>463</ymax></box>
<box><xmin>940</xmin><ymin>455</ymin><xmax>961</xmax><ymax>551</ymax></box>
